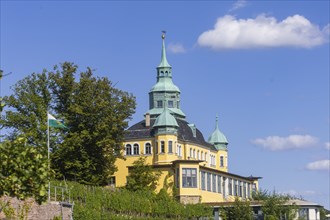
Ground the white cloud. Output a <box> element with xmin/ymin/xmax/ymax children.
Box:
<box><xmin>306</xmin><ymin>160</ymin><xmax>330</xmax><ymax>171</ymax></box>
<box><xmin>325</xmin><ymin>142</ymin><xmax>330</xmax><ymax>150</ymax></box>
<box><xmin>197</xmin><ymin>14</ymin><xmax>329</xmax><ymax>49</ymax></box>
<box><xmin>229</xmin><ymin>0</ymin><xmax>247</xmax><ymax>12</ymax></box>
<box><xmin>252</xmin><ymin>134</ymin><xmax>318</xmax><ymax>151</ymax></box>
<box><xmin>167</xmin><ymin>43</ymin><xmax>186</xmax><ymax>53</ymax></box>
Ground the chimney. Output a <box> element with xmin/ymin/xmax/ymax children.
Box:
<box><xmin>145</xmin><ymin>113</ymin><xmax>150</xmax><ymax>127</ymax></box>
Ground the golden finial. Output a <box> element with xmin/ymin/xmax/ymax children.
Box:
<box><xmin>161</xmin><ymin>30</ymin><xmax>166</xmax><ymax>39</ymax></box>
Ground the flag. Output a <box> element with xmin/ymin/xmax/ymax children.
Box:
<box><xmin>48</xmin><ymin>113</ymin><xmax>67</xmax><ymax>129</ymax></box>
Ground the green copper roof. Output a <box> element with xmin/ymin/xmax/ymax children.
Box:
<box><xmin>208</xmin><ymin>115</ymin><xmax>228</xmax><ymax>145</ymax></box>
<box><xmin>146</xmin><ymin>107</ymin><xmax>186</xmax><ymax>119</ymax></box>
<box><xmin>158</xmin><ymin>32</ymin><xmax>171</xmax><ymax>68</ymax></box>
<box><xmin>153</xmin><ymin>108</ymin><xmax>179</xmax><ymax>128</ymax></box>
<box><xmin>150</xmin><ymin>78</ymin><xmax>180</xmax><ymax>92</ymax></box>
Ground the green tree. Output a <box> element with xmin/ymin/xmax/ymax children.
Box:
<box><xmin>0</xmin><ymin>71</ymin><xmax>51</xmax><ymax>148</ymax></box>
<box><xmin>126</xmin><ymin>157</ymin><xmax>161</xmax><ymax>192</ymax></box>
<box><xmin>253</xmin><ymin>190</ymin><xmax>298</xmax><ymax>220</ymax></box>
<box><xmin>1</xmin><ymin>62</ymin><xmax>136</xmax><ymax>186</ymax></box>
<box><xmin>0</xmin><ymin>137</ymin><xmax>48</xmax><ymax>204</ymax></box>
<box><xmin>220</xmin><ymin>197</ymin><xmax>253</xmax><ymax>220</ymax></box>
<box><xmin>50</xmin><ymin>63</ymin><xmax>136</xmax><ymax>185</ymax></box>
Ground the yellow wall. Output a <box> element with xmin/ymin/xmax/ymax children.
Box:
<box><xmin>113</xmin><ymin>136</ymin><xmax>259</xmax><ymax>204</ymax></box>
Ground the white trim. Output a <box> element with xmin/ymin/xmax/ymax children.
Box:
<box><xmin>144</xmin><ymin>142</ymin><xmax>152</xmax><ymax>155</ymax></box>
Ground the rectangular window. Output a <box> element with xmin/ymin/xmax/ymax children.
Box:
<box><xmin>220</xmin><ymin>156</ymin><xmax>224</xmax><ymax>167</ymax></box>
<box><xmin>182</xmin><ymin>168</ymin><xmax>197</xmax><ymax>188</ymax></box>
<box><xmin>243</xmin><ymin>182</ymin><xmax>246</xmax><ymax>198</ymax></box>
<box><xmin>207</xmin><ymin>173</ymin><xmax>211</xmax><ymax>191</ymax></box>
<box><xmin>176</xmin><ymin>168</ymin><xmax>180</xmax><ymax>188</ymax></box>
<box><xmin>212</xmin><ymin>174</ymin><xmax>217</xmax><ymax>192</ymax></box>
<box><xmin>157</xmin><ymin>100</ymin><xmax>163</xmax><ymax>108</ymax></box>
<box><xmin>234</xmin><ymin>180</ymin><xmax>238</xmax><ymax>196</ymax></box>
<box><xmin>161</xmin><ymin>141</ymin><xmax>165</xmax><ymax>153</ymax></box>
<box><xmin>223</xmin><ymin>177</ymin><xmax>227</xmax><ymax>196</ymax></box>
<box><xmin>201</xmin><ymin>171</ymin><xmax>206</xmax><ymax>190</ymax></box>
<box><xmin>177</xmin><ymin>145</ymin><xmax>182</xmax><ymax>157</ymax></box>
<box><xmin>238</xmin><ymin>181</ymin><xmax>242</xmax><ymax>197</ymax></box>
<box><xmin>168</xmin><ymin>141</ymin><xmax>173</xmax><ymax>153</ymax></box>
<box><xmin>228</xmin><ymin>178</ymin><xmax>233</xmax><ymax>195</ymax></box>
<box><xmin>217</xmin><ymin>175</ymin><xmax>221</xmax><ymax>193</ymax></box>
<box><xmin>168</xmin><ymin>100</ymin><xmax>174</xmax><ymax>108</ymax></box>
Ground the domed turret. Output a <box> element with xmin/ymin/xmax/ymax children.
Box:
<box><xmin>146</xmin><ymin>32</ymin><xmax>186</xmax><ymax>120</ymax></box>
<box><xmin>153</xmin><ymin>108</ymin><xmax>178</xmax><ymax>128</ymax></box>
<box><xmin>208</xmin><ymin>115</ymin><xmax>228</xmax><ymax>150</ymax></box>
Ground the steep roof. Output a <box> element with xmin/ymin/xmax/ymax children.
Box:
<box><xmin>153</xmin><ymin>108</ymin><xmax>179</xmax><ymax>128</ymax></box>
<box><xmin>125</xmin><ymin>118</ymin><xmax>216</xmax><ymax>150</ymax></box>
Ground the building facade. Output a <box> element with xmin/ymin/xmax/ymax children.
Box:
<box><xmin>113</xmin><ymin>33</ymin><xmax>260</xmax><ymax>204</ymax></box>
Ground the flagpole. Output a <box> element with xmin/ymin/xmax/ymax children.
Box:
<box><xmin>47</xmin><ymin>111</ymin><xmax>50</xmax><ymax>202</ymax></box>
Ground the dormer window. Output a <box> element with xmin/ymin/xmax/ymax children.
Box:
<box><xmin>168</xmin><ymin>100</ymin><xmax>173</xmax><ymax>108</ymax></box>
<box><xmin>157</xmin><ymin>100</ymin><xmax>163</xmax><ymax>108</ymax></box>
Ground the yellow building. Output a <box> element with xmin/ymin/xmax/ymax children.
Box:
<box><xmin>113</xmin><ymin>33</ymin><xmax>260</xmax><ymax>204</ymax></box>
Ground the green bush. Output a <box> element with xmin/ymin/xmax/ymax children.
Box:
<box><xmin>52</xmin><ymin>180</ymin><xmax>212</xmax><ymax>219</ymax></box>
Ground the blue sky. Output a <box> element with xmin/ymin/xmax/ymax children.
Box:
<box><xmin>1</xmin><ymin>0</ymin><xmax>329</xmax><ymax>209</ymax></box>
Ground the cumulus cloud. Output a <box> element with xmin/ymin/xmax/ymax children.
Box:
<box><xmin>167</xmin><ymin>43</ymin><xmax>186</xmax><ymax>53</ymax></box>
<box><xmin>252</xmin><ymin>134</ymin><xmax>318</xmax><ymax>151</ymax></box>
<box><xmin>325</xmin><ymin>142</ymin><xmax>330</xmax><ymax>150</ymax></box>
<box><xmin>229</xmin><ymin>0</ymin><xmax>247</xmax><ymax>12</ymax></box>
<box><xmin>306</xmin><ymin>160</ymin><xmax>330</xmax><ymax>171</ymax></box>
<box><xmin>197</xmin><ymin>14</ymin><xmax>329</xmax><ymax>49</ymax></box>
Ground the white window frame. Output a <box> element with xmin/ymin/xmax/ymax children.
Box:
<box><xmin>144</xmin><ymin>142</ymin><xmax>152</xmax><ymax>155</ymax></box>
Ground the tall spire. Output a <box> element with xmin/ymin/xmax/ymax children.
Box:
<box><xmin>215</xmin><ymin>114</ymin><xmax>219</xmax><ymax>129</ymax></box>
<box><xmin>146</xmin><ymin>31</ymin><xmax>186</xmax><ymax>120</ymax></box>
<box><xmin>158</xmin><ymin>31</ymin><xmax>171</xmax><ymax>68</ymax></box>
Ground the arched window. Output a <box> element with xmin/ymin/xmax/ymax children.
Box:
<box><xmin>193</xmin><ymin>149</ymin><xmax>196</xmax><ymax>159</ymax></box>
<box><xmin>145</xmin><ymin>143</ymin><xmax>152</xmax><ymax>155</ymax></box>
<box><xmin>125</xmin><ymin>144</ymin><xmax>132</xmax><ymax>155</ymax></box>
<box><xmin>201</xmin><ymin>151</ymin><xmax>204</xmax><ymax>160</ymax></box>
<box><xmin>133</xmin><ymin>143</ymin><xmax>139</xmax><ymax>155</ymax></box>
<box><xmin>197</xmin><ymin>150</ymin><xmax>200</xmax><ymax>160</ymax></box>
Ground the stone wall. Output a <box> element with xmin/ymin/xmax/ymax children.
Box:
<box><xmin>0</xmin><ymin>196</ymin><xmax>73</xmax><ymax>220</ymax></box>
<box><xmin>179</xmin><ymin>195</ymin><xmax>201</xmax><ymax>204</ymax></box>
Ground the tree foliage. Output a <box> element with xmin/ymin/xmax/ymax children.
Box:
<box><xmin>125</xmin><ymin>157</ymin><xmax>161</xmax><ymax>192</ymax></box>
<box><xmin>220</xmin><ymin>197</ymin><xmax>253</xmax><ymax>220</ymax></box>
<box><xmin>253</xmin><ymin>190</ymin><xmax>298</xmax><ymax>220</ymax></box>
<box><xmin>1</xmin><ymin>71</ymin><xmax>51</xmax><ymax>148</ymax></box>
<box><xmin>0</xmin><ymin>138</ymin><xmax>48</xmax><ymax>204</ymax></box>
<box><xmin>1</xmin><ymin>62</ymin><xmax>136</xmax><ymax>186</ymax></box>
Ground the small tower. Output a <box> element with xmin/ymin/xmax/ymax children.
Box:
<box><xmin>146</xmin><ymin>31</ymin><xmax>186</xmax><ymax>120</ymax></box>
<box><xmin>208</xmin><ymin>115</ymin><xmax>228</xmax><ymax>151</ymax></box>
<box><xmin>153</xmin><ymin>107</ymin><xmax>179</xmax><ymax>135</ymax></box>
